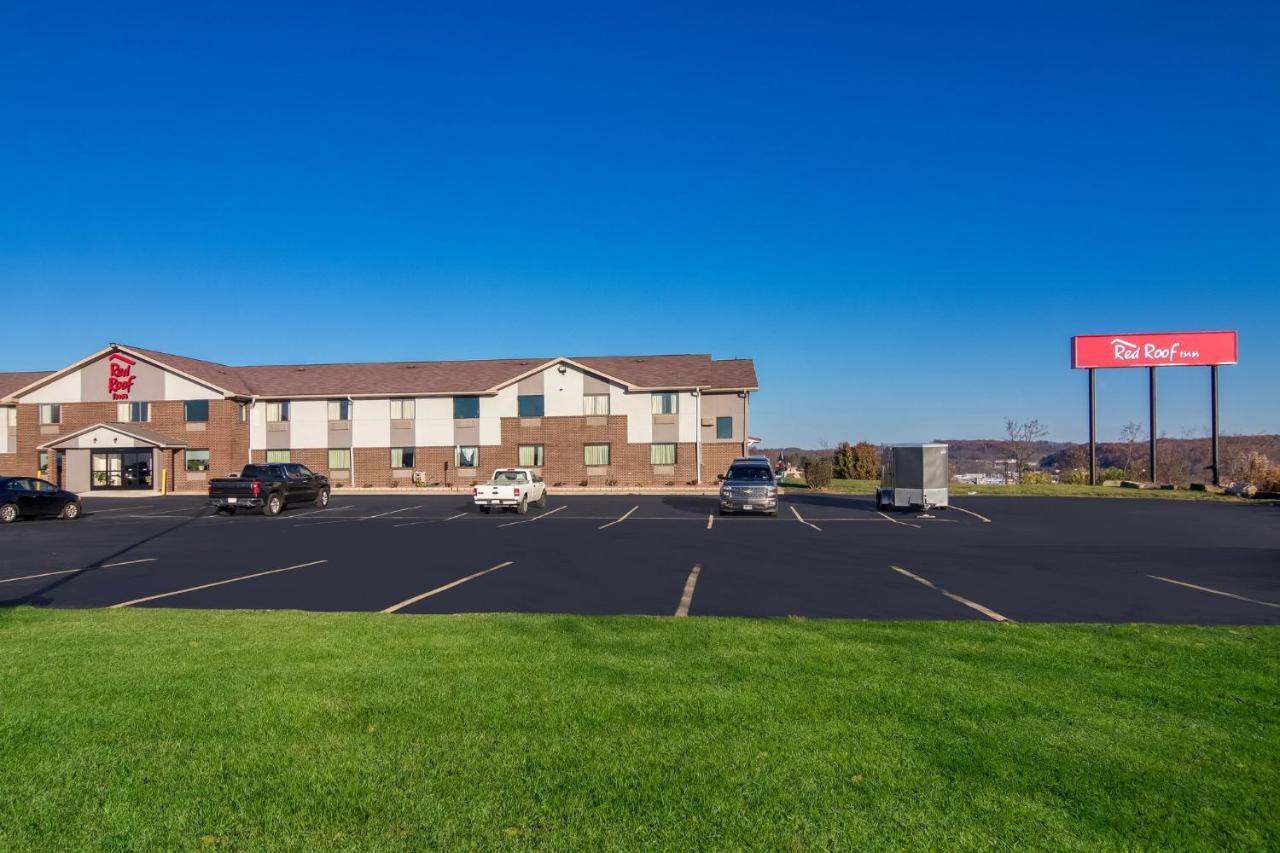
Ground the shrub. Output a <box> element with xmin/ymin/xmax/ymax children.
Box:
<box><xmin>1061</xmin><ymin>468</ymin><xmax>1089</xmax><ymax>485</ymax></box>
<box><xmin>1021</xmin><ymin>471</ymin><xmax>1053</xmax><ymax>485</ymax></box>
<box><xmin>832</xmin><ymin>442</ymin><xmax>856</xmax><ymax>479</ymax></box>
<box><xmin>804</xmin><ymin>459</ymin><xmax>833</xmax><ymax>490</ymax></box>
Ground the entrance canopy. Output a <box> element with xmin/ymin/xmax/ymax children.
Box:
<box><xmin>38</xmin><ymin>422</ymin><xmax>187</xmax><ymax>451</ymax></box>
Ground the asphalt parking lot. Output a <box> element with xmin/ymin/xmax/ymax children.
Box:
<box><xmin>1</xmin><ymin>492</ymin><xmax>1277</xmax><ymax>623</ymax></box>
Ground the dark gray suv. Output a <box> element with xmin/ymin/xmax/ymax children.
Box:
<box><xmin>718</xmin><ymin>457</ymin><xmax>778</xmax><ymax>516</ymax></box>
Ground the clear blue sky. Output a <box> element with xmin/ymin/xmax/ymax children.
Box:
<box><xmin>3</xmin><ymin>1</ymin><xmax>1276</xmax><ymax>446</ymax></box>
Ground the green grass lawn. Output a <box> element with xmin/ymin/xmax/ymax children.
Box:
<box><xmin>781</xmin><ymin>477</ymin><xmax>1250</xmax><ymax>501</ymax></box>
<box><xmin>1</xmin><ymin>609</ymin><xmax>1276</xmax><ymax>850</ymax></box>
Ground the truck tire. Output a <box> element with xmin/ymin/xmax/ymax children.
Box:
<box><xmin>536</xmin><ymin>491</ymin><xmax>547</xmax><ymax>508</ymax></box>
<box><xmin>314</xmin><ymin>488</ymin><xmax>330</xmax><ymax>508</ymax></box>
<box><xmin>516</xmin><ymin>497</ymin><xmax>528</xmax><ymax>515</ymax></box>
<box><xmin>479</xmin><ymin>506</ymin><xmax>491</xmax><ymax>514</ymax></box>
<box><xmin>263</xmin><ymin>494</ymin><xmax>283</xmax><ymax>517</ymax></box>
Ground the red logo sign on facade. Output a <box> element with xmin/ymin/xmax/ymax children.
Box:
<box><xmin>1072</xmin><ymin>331</ymin><xmax>1237</xmax><ymax>369</ymax></box>
<box><xmin>107</xmin><ymin>352</ymin><xmax>137</xmax><ymax>400</ymax></box>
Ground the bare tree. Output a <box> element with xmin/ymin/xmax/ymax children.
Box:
<box><xmin>1118</xmin><ymin>421</ymin><xmax>1144</xmax><ymax>479</ymax></box>
<box><xmin>1003</xmin><ymin>418</ymin><xmax>1049</xmax><ymax>483</ymax></box>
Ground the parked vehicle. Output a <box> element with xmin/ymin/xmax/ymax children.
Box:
<box><xmin>473</xmin><ymin>468</ymin><xmax>547</xmax><ymax>514</ymax></box>
<box><xmin>718</xmin><ymin>457</ymin><xmax>779</xmax><ymax>515</ymax></box>
<box><xmin>876</xmin><ymin>443</ymin><xmax>949</xmax><ymax>510</ymax></box>
<box><xmin>0</xmin><ymin>477</ymin><xmax>82</xmax><ymax>523</ymax></box>
<box><xmin>208</xmin><ymin>463</ymin><xmax>330</xmax><ymax>516</ymax></box>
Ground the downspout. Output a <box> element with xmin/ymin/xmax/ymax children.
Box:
<box><xmin>347</xmin><ymin>396</ymin><xmax>356</xmax><ymax>488</ymax></box>
<box><xmin>247</xmin><ymin>396</ymin><xmax>258</xmax><ymax>464</ymax></box>
<box><xmin>694</xmin><ymin>388</ymin><xmax>702</xmax><ymax>485</ymax></box>
<box><xmin>743</xmin><ymin>391</ymin><xmax>750</xmax><ymax>457</ymax></box>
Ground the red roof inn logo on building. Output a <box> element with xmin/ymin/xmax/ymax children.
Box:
<box><xmin>1072</xmin><ymin>331</ymin><xmax>1237</xmax><ymax>370</ymax></box>
<box><xmin>107</xmin><ymin>352</ymin><xmax>137</xmax><ymax>400</ymax></box>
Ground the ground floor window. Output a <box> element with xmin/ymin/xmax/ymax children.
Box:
<box><xmin>38</xmin><ymin>451</ymin><xmax>49</xmax><ymax>476</ymax></box>
<box><xmin>650</xmin><ymin>443</ymin><xmax>677</xmax><ymax>465</ymax></box>
<box><xmin>328</xmin><ymin>448</ymin><xmax>351</xmax><ymax>470</ymax></box>
<box><xmin>185</xmin><ymin>450</ymin><xmax>210</xmax><ymax>472</ymax></box>
<box><xmin>518</xmin><ymin>445</ymin><xmax>544</xmax><ymax>466</ymax></box>
<box><xmin>266</xmin><ymin>450</ymin><xmax>290</xmax><ymax>463</ymax></box>
<box><xmin>391</xmin><ymin>447</ymin><xmax>415</xmax><ymax>469</ymax></box>
<box><xmin>91</xmin><ymin>450</ymin><xmax>153</xmax><ymax>489</ymax></box>
<box><xmin>584</xmin><ymin>443</ymin><xmax>610</xmax><ymax>466</ymax></box>
<box><xmin>456</xmin><ymin>446</ymin><xmax>478</xmax><ymax>468</ymax></box>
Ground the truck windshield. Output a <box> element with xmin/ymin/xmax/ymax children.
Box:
<box><xmin>492</xmin><ymin>470</ymin><xmax>529</xmax><ymax>483</ymax></box>
<box><xmin>726</xmin><ymin>466</ymin><xmax>773</xmax><ymax>482</ymax></box>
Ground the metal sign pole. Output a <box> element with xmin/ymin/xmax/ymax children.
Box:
<box><xmin>1210</xmin><ymin>365</ymin><xmax>1221</xmax><ymax>486</ymax></box>
<box><xmin>1148</xmin><ymin>366</ymin><xmax>1158</xmax><ymax>484</ymax></box>
<box><xmin>1088</xmin><ymin>367</ymin><xmax>1097</xmax><ymax>486</ymax></box>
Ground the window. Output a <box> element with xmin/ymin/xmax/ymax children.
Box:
<box><xmin>584</xmin><ymin>443</ymin><xmax>610</xmax><ymax>466</ymax></box>
<box><xmin>266</xmin><ymin>401</ymin><xmax>290</xmax><ymax>422</ymax></box>
<box><xmin>716</xmin><ymin>416</ymin><xmax>733</xmax><ymax>439</ymax></box>
<box><xmin>583</xmin><ymin>394</ymin><xmax>610</xmax><ymax>416</ymax></box>
<box><xmin>455</xmin><ymin>445</ymin><xmax>478</xmax><ymax>468</ymax></box>
<box><xmin>38</xmin><ymin>451</ymin><xmax>48</xmax><ymax>475</ymax></box>
<box><xmin>518</xmin><ymin>445</ymin><xmax>544</xmax><ymax>466</ymax></box>
<box><xmin>287</xmin><ymin>464</ymin><xmax>315</xmax><ymax>479</ymax></box>
<box><xmin>117</xmin><ymin>401</ymin><xmax>149</xmax><ymax>422</ymax></box>
<box><xmin>184</xmin><ymin>400</ymin><xmax>209</xmax><ymax>422</ymax></box>
<box><xmin>391</xmin><ymin>447</ymin><xmax>415</xmax><ymax>469</ymax></box>
<box><xmin>391</xmin><ymin>399</ymin><xmax>416</xmax><ymax>420</ymax></box>
<box><xmin>328</xmin><ymin>448</ymin><xmax>351</xmax><ymax>470</ymax></box>
<box><xmin>651</xmin><ymin>443</ymin><xmax>677</xmax><ymax>465</ymax></box>
<box><xmin>453</xmin><ymin>396</ymin><xmax>480</xmax><ymax>419</ymax></box>
<box><xmin>652</xmin><ymin>393</ymin><xmax>679</xmax><ymax>415</ymax></box>
<box><xmin>328</xmin><ymin>400</ymin><xmax>350</xmax><ymax>421</ymax></box>
<box><xmin>266</xmin><ymin>450</ymin><xmax>291</xmax><ymax>463</ymax></box>
<box><xmin>39</xmin><ymin>404</ymin><xmax>60</xmax><ymax>425</ymax></box>
<box><xmin>185</xmin><ymin>450</ymin><xmax>210</xmax><ymax>472</ymax></box>
<box><xmin>517</xmin><ymin>394</ymin><xmax>545</xmax><ymax>417</ymax></box>
<box><xmin>4</xmin><ymin>407</ymin><xmax>16</xmax><ymax>427</ymax></box>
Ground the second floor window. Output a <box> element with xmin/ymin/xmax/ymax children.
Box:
<box><xmin>266</xmin><ymin>401</ymin><xmax>290</xmax><ymax>422</ymax></box>
<box><xmin>391</xmin><ymin>399</ymin><xmax>415</xmax><ymax>420</ymax></box>
<box><xmin>453</xmin><ymin>396</ymin><xmax>480</xmax><ymax>419</ymax></box>
<box><xmin>4</xmin><ymin>407</ymin><xmax>15</xmax><ymax>427</ymax></box>
<box><xmin>328</xmin><ymin>400</ymin><xmax>350</xmax><ymax>421</ymax></box>
<box><xmin>39</xmin><ymin>404</ymin><xmax>61</xmax><ymax>425</ymax></box>
<box><xmin>517</xmin><ymin>394</ymin><xmax>544</xmax><ymax>417</ymax></box>
<box><xmin>118</xmin><ymin>401</ymin><xmax>149</xmax><ymax>422</ymax></box>
<box><xmin>184</xmin><ymin>400</ymin><xmax>209</xmax><ymax>422</ymax></box>
<box><xmin>583</xmin><ymin>394</ymin><xmax>610</xmax><ymax>416</ymax></box>
<box><xmin>652</xmin><ymin>393</ymin><xmax>679</xmax><ymax>415</ymax></box>
<box><xmin>716</xmin><ymin>416</ymin><xmax>733</xmax><ymax>439</ymax></box>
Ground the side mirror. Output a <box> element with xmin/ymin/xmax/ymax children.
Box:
<box><xmin>716</xmin><ymin>474</ymin><xmax>725</xmax><ymax>482</ymax></box>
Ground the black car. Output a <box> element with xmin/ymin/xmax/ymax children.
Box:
<box><xmin>0</xmin><ymin>477</ymin><xmax>82</xmax><ymax>523</ymax></box>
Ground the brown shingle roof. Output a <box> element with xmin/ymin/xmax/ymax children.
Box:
<box><xmin>26</xmin><ymin>345</ymin><xmax>759</xmax><ymax>399</ymax></box>
<box><xmin>0</xmin><ymin>371</ymin><xmax>52</xmax><ymax>398</ymax></box>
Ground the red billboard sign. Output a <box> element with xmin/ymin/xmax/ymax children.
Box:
<box><xmin>1072</xmin><ymin>331</ymin><xmax>1237</xmax><ymax>369</ymax></box>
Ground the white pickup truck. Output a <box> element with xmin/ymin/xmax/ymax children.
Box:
<box><xmin>473</xmin><ymin>468</ymin><xmax>548</xmax><ymax>514</ymax></box>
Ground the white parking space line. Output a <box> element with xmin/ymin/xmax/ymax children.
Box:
<box><xmin>290</xmin><ymin>505</ymin><xmax>353</xmax><ymax>519</ymax></box>
<box><xmin>598</xmin><ymin>505</ymin><xmax>639</xmax><ymax>530</ymax></box>
<box><xmin>675</xmin><ymin>564</ymin><xmax>702</xmax><ymax>616</ymax></box>
<box><xmin>789</xmin><ymin>506</ymin><xmax>822</xmax><ymax>532</ymax></box>
<box><xmin>125</xmin><ymin>514</ymin><xmax>195</xmax><ymax>520</ymax></box>
<box><xmin>86</xmin><ymin>505</ymin><xmax>154</xmax><ymax>514</ymax></box>
<box><xmin>110</xmin><ymin>560</ymin><xmax>327</xmax><ymax>608</ymax></box>
<box><xmin>393</xmin><ymin>521</ymin><xmax>426</xmax><ymax>528</ymax></box>
<box><xmin>0</xmin><ymin>558</ymin><xmax>156</xmax><ymax>585</ymax></box>
<box><xmin>382</xmin><ymin>561</ymin><xmax>516</xmax><ymax>613</ymax></box>
<box><xmin>445</xmin><ymin>512</ymin><xmax>468</xmax><ymax>521</ymax></box>
<box><xmin>707</xmin><ymin>513</ymin><xmax>714</xmax><ymax>530</ymax></box>
<box><xmin>498</xmin><ymin>505</ymin><xmax>566</xmax><ymax>528</ymax></box>
<box><xmin>890</xmin><ymin>565</ymin><xmax>1010</xmax><ymax>622</ymax></box>
<box><xmin>949</xmin><ymin>504</ymin><xmax>992</xmax><ymax>523</ymax></box>
<box><xmin>1148</xmin><ymin>575</ymin><xmax>1280</xmax><ymax>609</ymax></box>
<box><xmin>365</xmin><ymin>504</ymin><xmax>425</xmax><ymax>519</ymax></box>
<box><xmin>878</xmin><ymin>511</ymin><xmax>920</xmax><ymax>529</ymax></box>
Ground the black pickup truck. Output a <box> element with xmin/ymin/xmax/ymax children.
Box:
<box><xmin>208</xmin><ymin>463</ymin><xmax>331</xmax><ymax>516</ymax></box>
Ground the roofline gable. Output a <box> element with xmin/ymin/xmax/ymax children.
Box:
<box><xmin>6</xmin><ymin>344</ymin><xmax>235</xmax><ymax>401</ymax></box>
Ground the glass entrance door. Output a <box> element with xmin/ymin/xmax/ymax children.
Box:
<box><xmin>90</xmin><ymin>450</ymin><xmax>154</xmax><ymax>490</ymax></box>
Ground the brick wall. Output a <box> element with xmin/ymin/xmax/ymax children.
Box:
<box><xmin>245</xmin><ymin>414</ymin><xmax>738</xmax><ymax>487</ymax></box>
<box><xmin>1</xmin><ymin>400</ymin><xmax>248</xmax><ymax>490</ymax></box>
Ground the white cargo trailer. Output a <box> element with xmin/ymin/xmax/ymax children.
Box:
<box><xmin>875</xmin><ymin>443</ymin><xmax>949</xmax><ymax>510</ymax></box>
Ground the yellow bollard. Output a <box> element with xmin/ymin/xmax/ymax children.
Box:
<box><xmin>161</xmin><ymin>468</ymin><xmax>167</xmax><ymax>496</ymax></box>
